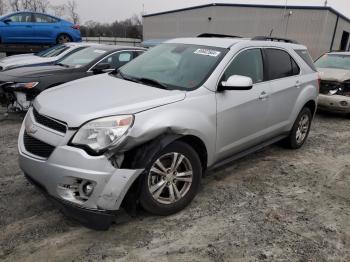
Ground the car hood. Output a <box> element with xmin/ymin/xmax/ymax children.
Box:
<box><xmin>1</xmin><ymin>65</ymin><xmax>73</xmax><ymax>78</ymax></box>
<box><xmin>318</xmin><ymin>67</ymin><xmax>350</xmax><ymax>82</ymax></box>
<box><xmin>0</xmin><ymin>54</ymin><xmax>55</xmax><ymax>69</ymax></box>
<box><xmin>34</xmin><ymin>74</ymin><xmax>186</xmax><ymax>127</ymax></box>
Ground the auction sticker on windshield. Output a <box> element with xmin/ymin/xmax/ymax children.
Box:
<box><xmin>194</xmin><ymin>49</ymin><xmax>221</xmax><ymax>57</ymax></box>
<box><xmin>94</xmin><ymin>50</ymin><xmax>107</xmax><ymax>54</ymax></box>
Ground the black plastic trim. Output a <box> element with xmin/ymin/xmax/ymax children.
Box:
<box><xmin>24</xmin><ymin>173</ymin><xmax>116</xmax><ymax>230</ymax></box>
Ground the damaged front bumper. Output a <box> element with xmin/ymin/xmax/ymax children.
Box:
<box><xmin>18</xmin><ymin>110</ymin><xmax>144</xmax><ymax>230</ymax></box>
<box><xmin>318</xmin><ymin>94</ymin><xmax>350</xmax><ymax>113</ymax></box>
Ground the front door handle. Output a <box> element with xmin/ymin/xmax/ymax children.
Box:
<box><xmin>26</xmin><ymin>25</ymin><xmax>32</xmax><ymax>28</ymax></box>
<box><xmin>259</xmin><ymin>91</ymin><xmax>269</xmax><ymax>100</ymax></box>
<box><xmin>295</xmin><ymin>80</ymin><xmax>301</xmax><ymax>88</ymax></box>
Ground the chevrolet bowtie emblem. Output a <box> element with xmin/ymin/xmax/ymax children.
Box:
<box><xmin>27</xmin><ymin>124</ymin><xmax>38</xmax><ymax>135</ymax></box>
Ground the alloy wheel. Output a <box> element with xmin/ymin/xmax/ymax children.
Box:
<box><xmin>296</xmin><ymin>114</ymin><xmax>310</xmax><ymax>144</ymax></box>
<box><xmin>57</xmin><ymin>35</ymin><xmax>71</xmax><ymax>44</ymax></box>
<box><xmin>148</xmin><ymin>152</ymin><xmax>193</xmax><ymax>205</ymax></box>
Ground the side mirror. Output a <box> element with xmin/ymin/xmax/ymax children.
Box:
<box><xmin>218</xmin><ymin>75</ymin><xmax>253</xmax><ymax>91</ymax></box>
<box><xmin>3</xmin><ymin>18</ymin><xmax>12</xmax><ymax>24</ymax></box>
<box><xmin>92</xmin><ymin>63</ymin><xmax>111</xmax><ymax>74</ymax></box>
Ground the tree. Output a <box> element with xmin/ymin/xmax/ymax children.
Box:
<box><xmin>8</xmin><ymin>0</ymin><xmax>20</xmax><ymax>11</ymax></box>
<box><xmin>66</xmin><ymin>0</ymin><xmax>79</xmax><ymax>24</ymax></box>
<box><xmin>0</xmin><ymin>0</ymin><xmax>8</xmax><ymax>15</ymax></box>
<box><xmin>51</xmin><ymin>4</ymin><xmax>66</xmax><ymax>18</ymax></box>
<box><xmin>8</xmin><ymin>0</ymin><xmax>48</xmax><ymax>13</ymax></box>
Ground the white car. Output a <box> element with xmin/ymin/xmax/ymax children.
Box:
<box><xmin>0</xmin><ymin>42</ymin><xmax>100</xmax><ymax>71</ymax></box>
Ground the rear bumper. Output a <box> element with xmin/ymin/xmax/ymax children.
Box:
<box><xmin>318</xmin><ymin>94</ymin><xmax>350</xmax><ymax>113</ymax></box>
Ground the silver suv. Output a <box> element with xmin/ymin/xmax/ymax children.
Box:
<box><xmin>18</xmin><ymin>36</ymin><xmax>319</xmax><ymax>229</ymax></box>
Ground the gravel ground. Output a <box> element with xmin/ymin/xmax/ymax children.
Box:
<box><xmin>0</xmin><ymin>108</ymin><xmax>349</xmax><ymax>261</ymax></box>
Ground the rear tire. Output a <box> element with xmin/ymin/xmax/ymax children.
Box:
<box><xmin>56</xmin><ymin>34</ymin><xmax>72</xmax><ymax>44</ymax></box>
<box><xmin>139</xmin><ymin>141</ymin><xmax>202</xmax><ymax>216</ymax></box>
<box><xmin>284</xmin><ymin>107</ymin><xmax>312</xmax><ymax>149</ymax></box>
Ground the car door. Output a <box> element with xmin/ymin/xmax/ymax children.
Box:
<box><xmin>1</xmin><ymin>12</ymin><xmax>35</xmax><ymax>43</ymax></box>
<box><xmin>32</xmin><ymin>14</ymin><xmax>59</xmax><ymax>44</ymax></box>
<box><xmin>216</xmin><ymin>48</ymin><xmax>271</xmax><ymax>160</ymax></box>
<box><xmin>262</xmin><ymin>48</ymin><xmax>301</xmax><ymax>135</ymax></box>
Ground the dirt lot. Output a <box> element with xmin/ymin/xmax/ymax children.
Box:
<box><xmin>0</xmin><ymin>108</ymin><xmax>349</xmax><ymax>262</ymax></box>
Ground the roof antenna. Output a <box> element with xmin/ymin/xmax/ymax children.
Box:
<box><xmin>269</xmin><ymin>29</ymin><xmax>274</xmax><ymax>37</ymax></box>
<box><xmin>324</xmin><ymin>0</ymin><xmax>328</xmax><ymax>6</ymax></box>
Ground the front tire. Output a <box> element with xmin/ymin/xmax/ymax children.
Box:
<box><xmin>140</xmin><ymin>141</ymin><xmax>202</xmax><ymax>216</ymax></box>
<box><xmin>284</xmin><ymin>107</ymin><xmax>312</xmax><ymax>149</ymax></box>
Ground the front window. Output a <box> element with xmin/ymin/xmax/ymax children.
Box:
<box><xmin>118</xmin><ymin>43</ymin><xmax>227</xmax><ymax>90</ymax></box>
<box><xmin>58</xmin><ymin>47</ymin><xmax>108</xmax><ymax>68</ymax></box>
<box><xmin>8</xmin><ymin>13</ymin><xmax>33</xmax><ymax>23</ymax></box>
<box><xmin>315</xmin><ymin>54</ymin><xmax>350</xmax><ymax>70</ymax></box>
<box><xmin>35</xmin><ymin>45</ymin><xmax>70</xmax><ymax>57</ymax></box>
<box><xmin>222</xmin><ymin>49</ymin><xmax>264</xmax><ymax>84</ymax></box>
<box><xmin>97</xmin><ymin>51</ymin><xmax>133</xmax><ymax>69</ymax></box>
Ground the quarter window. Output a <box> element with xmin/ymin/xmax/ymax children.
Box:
<box><xmin>222</xmin><ymin>49</ymin><xmax>264</xmax><ymax>84</ymax></box>
<box><xmin>264</xmin><ymin>49</ymin><xmax>300</xmax><ymax>80</ymax></box>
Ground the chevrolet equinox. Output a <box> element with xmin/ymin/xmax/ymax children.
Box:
<box><xmin>18</xmin><ymin>36</ymin><xmax>319</xmax><ymax>229</ymax></box>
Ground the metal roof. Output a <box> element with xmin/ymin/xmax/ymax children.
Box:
<box><xmin>143</xmin><ymin>3</ymin><xmax>350</xmax><ymax>24</ymax></box>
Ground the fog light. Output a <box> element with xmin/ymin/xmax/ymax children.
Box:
<box><xmin>82</xmin><ymin>182</ymin><xmax>94</xmax><ymax>197</ymax></box>
<box><xmin>340</xmin><ymin>101</ymin><xmax>348</xmax><ymax>107</ymax></box>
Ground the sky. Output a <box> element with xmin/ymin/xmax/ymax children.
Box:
<box><xmin>48</xmin><ymin>0</ymin><xmax>350</xmax><ymax>24</ymax></box>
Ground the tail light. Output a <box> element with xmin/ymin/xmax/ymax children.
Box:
<box><xmin>72</xmin><ymin>24</ymin><xmax>80</xmax><ymax>30</ymax></box>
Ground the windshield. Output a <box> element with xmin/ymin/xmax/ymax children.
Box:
<box><xmin>118</xmin><ymin>43</ymin><xmax>227</xmax><ymax>90</ymax></box>
<box><xmin>35</xmin><ymin>45</ymin><xmax>70</xmax><ymax>57</ymax></box>
<box><xmin>315</xmin><ymin>54</ymin><xmax>350</xmax><ymax>70</ymax></box>
<box><xmin>58</xmin><ymin>47</ymin><xmax>108</xmax><ymax>68</ymax></box>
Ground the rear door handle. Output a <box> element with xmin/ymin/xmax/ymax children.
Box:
<box><xmin>259</xmin><ymin>91</ymin><xmax>269</xmax><ymax>100</ymax></box>
<box><xmin>26</xmin><ymin>25</ymin><xmax>32</xmax><ymax>28</ymax></box>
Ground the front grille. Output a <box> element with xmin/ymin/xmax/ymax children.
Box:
<box><xmin>23</xmin><ymin>132</ymin><xmax>55</xmax><ymax>158</ymax></box>
<box><xmin>33</xmin><ymin>108</ymin><xmax>67</xmax><ymax>134</ymax></box>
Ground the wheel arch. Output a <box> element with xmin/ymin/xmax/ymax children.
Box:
<box><xmin>119</xmin><ymin>133</ymin><xmax>208</xmax><ymax>213</ymax></box>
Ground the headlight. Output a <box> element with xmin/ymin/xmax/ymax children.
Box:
<box><xmin>71</xmin><ymin>115</ymin><xmax>134</xmax><ymax>152</ymax></box>
<box><xmin>9</xmin><ymin>82</ymin><xmax>39</xmax><ymax>89</ymax></box>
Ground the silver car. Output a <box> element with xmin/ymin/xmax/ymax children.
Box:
<box><xmin>315</xmin><ymin>52</ymin><xmax>350</xmax><ymax>114</ymax></box>
<box><xmin>18</xmin><ymin>36</ymin><xmax>319</xmax><ymax>229</ymax></box>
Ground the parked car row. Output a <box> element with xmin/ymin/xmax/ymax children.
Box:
<box><xmin>0</xmin><ymin>34</ymin><xmax>347</xmax><ymax>230</ymax></box>
<box><xmin>0</xmin><ymin>43</ymin><xmax>145</xmax><ymax>110</ymax></box>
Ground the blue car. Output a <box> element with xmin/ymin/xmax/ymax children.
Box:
<box><xmin>0</xmin><ymin>11</ymin><xmax>81</xmax><ymax>45</ymax></box>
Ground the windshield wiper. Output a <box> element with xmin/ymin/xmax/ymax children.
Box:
<box><xmin>115</xmin><ymin>69</ymin><xmax>141</xmax><ymax>84</ymax></box>
<box><xmin>56</xmin><ymin>62</ymin><xmax>69</xmax><ymax>68</ymax></box>
<box><xmin>137</xmin><ymin>77</ymin><xmax>169</xmax><ymax>90</ymax></box>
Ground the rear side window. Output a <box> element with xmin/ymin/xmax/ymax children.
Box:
<box><xmin>264</xmin><ymin>49</ymin><xmax>300</xmax><ymax>81</ymax></box>
<box><xmin>34</xmin><ymin>14</ymin><xmax>59</xmax><ymax>23</ymax></box>
<box><xmin>296</xmin><ymin>49</ymin><xmax>317</xmax><ymax>71</ymax></box>
<box><xmin>222</xmin><ymin>48</ymin><xmax>264</xmax><ymax>84</ymax></box>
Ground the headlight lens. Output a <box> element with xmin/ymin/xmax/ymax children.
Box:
<box><xmin>72</xmin><ymin>115</ymin><xmax>134</xmax><ymax>152</ymax></box>
<box><xmin>9</xmin><ymin>82</ymin><xmax>39</xmax><ymax>89</ymax></box>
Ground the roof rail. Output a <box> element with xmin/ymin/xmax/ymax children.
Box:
<box><xmin>197</xmin><ymin>33</ymin><xmax>241</xmax><ymax>38</ymax></box>
<box><xmin>252</xmin><ymin>36</ymin><xmax>299</xmax><ymax>44</ymax></box>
